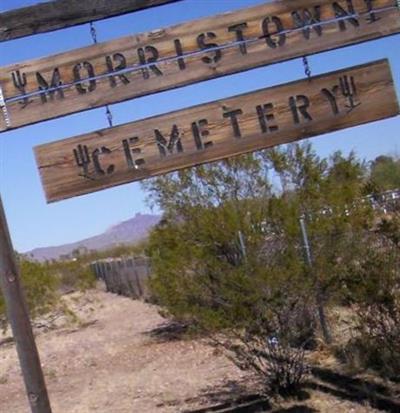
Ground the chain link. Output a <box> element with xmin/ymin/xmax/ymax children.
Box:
<box><xmin>302</xmin><ymin>56</ymin><xmax>312</xmax><ymax>79</ymax></box>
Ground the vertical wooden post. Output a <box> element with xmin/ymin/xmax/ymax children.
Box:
<box><xmin>0</xmin><ymin>195</ymin><xmax>52</xmax><ymax>413</ymax></box>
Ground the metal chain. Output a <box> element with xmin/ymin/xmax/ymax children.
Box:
<box><xmin>302</xmin><ymin>56</ymin><xmax>312</xmax><ymax>80</ymax></box>
<box><xmin>90</xmin><ymin>22</ymin><xmax>98</xmax><ymax>44</ymax></box>
<box><xmin>105</xmin><ymin>105</ymin><xmax>113</xmax><ymax>128</ymax></box>
<box><xmin>89</xmin><ymin>22</ymin><xmax>114</xmax><ymax>127</ymax></box>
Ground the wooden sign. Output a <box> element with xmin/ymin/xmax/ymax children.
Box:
<box><xmin>35</xmin><ymin>59</ymin><xmax>399</xmax><ymax>203</ymax></box>
<box><xmin>1</xmin><ymin>0</ymin><xmax>400</xmax><ymax>132</ymax></box>
<box><xmin>0</xmin><ymin>0</ymin><xmax>182</xmax><ymax>42</ymax></box>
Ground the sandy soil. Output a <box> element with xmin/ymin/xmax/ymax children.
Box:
<box><xmin>0</xmin><ymin>288</ymin><xmax>398</xmax><ymax>413</ymax></box>
<box><xmin>0</xmin><ymin>288</ymin><xmax>249</xmax><ymax>413</ymax></box>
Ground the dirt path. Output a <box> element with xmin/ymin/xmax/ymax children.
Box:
<box><xmin>0</xmin><ymin>289</ymin><xmax>247</xmax><ymax>413</ymax></box>
<box><xmin>0</xmin><ymin>288</ymin><xmax>397</xmax><ymax>412</ymax></box>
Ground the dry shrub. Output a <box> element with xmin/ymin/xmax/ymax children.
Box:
<box><xmin>49</xmin><ymin>260</ymin><xmax>96</xmax><ymax>292</ymax></box>
<box><xmin>344</xmin><ymin>301</ymin><xmax>400</xmax><ymax>379</ymax></box>
<box><xmin>219</xmin><ymin>334</ymin><xmax>309</xmax><ymax>398</ymax></box>
<box><xmin>340</xmin><ymin>234</ymin><xmax>400</xmax><ymax>378</ymax></box>
<box><xmin>212</xmin><ymin>296</ymin><xmax>314</xmax><ymax>398</ymax></box>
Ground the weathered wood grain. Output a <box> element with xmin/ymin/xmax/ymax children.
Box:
<box><xmin>1</xmin><ymin>0</ymin><xmax>399</xmax><ymax>132</ymax></box>
<box><xmin>0</xmin><ymin>0</ymin><xmax>182</xmax><ymax>42</ymax></box>
<box><xmin>35</xmin><ymin>60</ymin><xmax>400</xmax><ymax>203</ymax></box>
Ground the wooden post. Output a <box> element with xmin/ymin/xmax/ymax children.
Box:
<box><xmin>0</xmin><ymin>195</ymin><xmax>52</xmax><ymax>413</ymax></box>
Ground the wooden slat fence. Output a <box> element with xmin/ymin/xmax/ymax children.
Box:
<box><xmin>90</xmin><ymin>256</ymin><xmax>150</xmax><ymax>299</ymax></box>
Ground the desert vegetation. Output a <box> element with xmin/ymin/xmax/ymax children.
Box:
<box><xmin>144</xmin><ymin>143</ymin><xmax>400</xmax><ymax>399</ymax></box>
<box><xmin>0</xmin><ymin>233</ymin><xmax>152</xmax><ymax>332</ymax></box>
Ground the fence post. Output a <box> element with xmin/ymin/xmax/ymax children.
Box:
<box><xmin>238</xmin><ymin>230</ymin><xmax>247</xmax><ymax>260</ymax></box>
<box><xmin>0</xmin><ymin>195</ymin><xmax>52</xmax><ymax>413</ymax></box>
<box><xmin>299</xmin><ymin>215</ymin><xmax>332</xmax><ymax>345</ymax></box>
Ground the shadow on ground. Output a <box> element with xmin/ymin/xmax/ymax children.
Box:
<box><xmin>182</xmin><ymin>364</ymin><xmax>400</xmax><ymax>413</ymax></box>
<box><xmin>144</xmin><ymin>321</ymin><xmax>189</xmax><ymax>342</ymax></box>
<box><xmin>306</xmin><ymin>366</ymin><xmax>400</xmax><ymax>412</ymax></box>
<box><xmin>180</xmin><ymin>378</ymin><xmax>314</xmax><ymax>413</ymax></box>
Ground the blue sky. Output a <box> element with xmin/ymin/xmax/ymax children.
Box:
<box><xmin>0</xmin><ymin>0</ymin><xmax>399</xmax><ymax>253</ymax></box>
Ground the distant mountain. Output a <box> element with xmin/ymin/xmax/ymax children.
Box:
<box><xmin>26</xmin><ymin>213</ymin><xmax>161</xmax><ymax>262</ymax></box>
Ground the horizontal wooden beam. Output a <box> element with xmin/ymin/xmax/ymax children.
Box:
<box><xmin>0</xmin><ymin>0</ymin><xmax>182</xmax><ymax>42</ymax></box>
<box><xmin>35</xmin><ymin>60</ymin><xmax>400</xmax><ymax>203</ymax></box>
<box><xmin>1</xmin><ymin>0</ymin><xmax>399</xmax><ymax>133</ymax></box>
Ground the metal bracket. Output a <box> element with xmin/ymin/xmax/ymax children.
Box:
<box><xmin>29</xmin><ymin>392</ymin><xmax>39</xmax><ymax>405</ymax></box>
<box><xmin>0</xmin><ymin>85</ymin><xmax>11</xmax><ymax>128</ymax></box>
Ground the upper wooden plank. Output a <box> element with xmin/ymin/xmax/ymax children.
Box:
<box><xmin>34</xmin><ymin>60</ymin><xmax>400</xmax><ymax>203</ymax></box>
<box><xmin>0</xmin><ymin>0</ymin><xmax>182</xmax><ymax>42</ymax></box>
<box><xmin>1</xmin><ymin>0</ymin><xmax>400</xmax><ymax>132</ymax></box>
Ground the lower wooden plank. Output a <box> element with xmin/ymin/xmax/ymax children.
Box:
<box><xmin>35</xmin><ymin>59</ymin><xmax>399</xmax><ymax>203</ymax></box>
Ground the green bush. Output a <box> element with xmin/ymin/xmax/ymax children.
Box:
<box><xmin>145</xmin><ymin>143</ymin><xmax>372</xmax><ymax>336</ymax></box>
<box><xmin>144</xmin><ymin>142</ymin><xmax>400</xmax><ymax>389</ymax></box>
<box><xmin>0</xmin><ymin>259</ymin><xmax>58</xmax><ymax>330</ymax></box>
<box><xmin>0</xmin><ymin>255</ymin><xmax>98</xmax><ymax>330</ymax></box>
